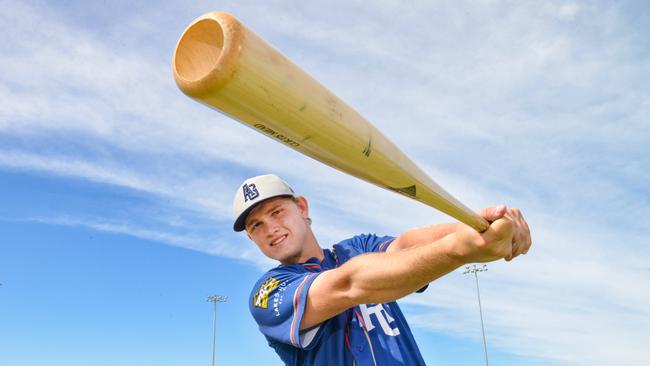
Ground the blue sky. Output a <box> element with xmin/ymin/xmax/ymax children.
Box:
<box><xmin>1</xmin><ymin>0</ymin><xmax>649</xmax><ymax>365</ymax></box>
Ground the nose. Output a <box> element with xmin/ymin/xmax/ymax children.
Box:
<box><xmin>264</xmin><ymin>219</ymin><xmax>280</xmax><ymax>237</ymax></box>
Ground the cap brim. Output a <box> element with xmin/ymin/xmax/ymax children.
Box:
<box><xmin>233</xmin><ymin>194</ymin><xmax>294</xmax><ymax>232</ymax></box>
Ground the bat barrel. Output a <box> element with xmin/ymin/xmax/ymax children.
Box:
<box><xmin>173</xmin><ymin>13</ymin><xmax>242</xmax><ymax>96</ymax></box>
<box><xmin>173</xmin><ymin>19</ymin><xmax>222</xmax><ymax>84</ymax></box>
<box><xmin>173</xmin><ymin>12</ymin><xmax>489</xmax><ymax>232</ymax></box>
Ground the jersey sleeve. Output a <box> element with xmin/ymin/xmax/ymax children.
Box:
<box><xmin>249</xmin><ymin>267</ymin><xmax>323</xmax><ymax>350</ymax></box>
<box><xmin>347</xmin><ymin>233</ymin><xmax>396</xmax><ymax>253</ymax></box>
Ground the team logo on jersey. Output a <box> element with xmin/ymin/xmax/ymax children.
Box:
<box><xmin>242</xmin><ymin>183</ymin><xmax>260</xmax><ymax>202</ymax></box>
<box><xmin>254</xmin><ymin>276</ymin><xmax>280</xmax><ymax>309</ymax></box>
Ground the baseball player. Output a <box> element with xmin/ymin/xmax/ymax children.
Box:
<box><xmin>234</xmin><ymin>174</ymin><xmax>531</xmax><ymax>365</ymax></box>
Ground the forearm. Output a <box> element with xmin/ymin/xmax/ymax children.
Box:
<box><xmin>342</xmin><ymin>234</ymin><xmax>464</xmax><ymax>304</ymax></box>
<box><xmin>391</xmin><ymin>223</ymin><xmax>459</xmax><ymax>252</ymax></box>
<box><xmin>301</xmin><ymin>214</ymin><xmax>519</xmax><ymax>330</ymax></box>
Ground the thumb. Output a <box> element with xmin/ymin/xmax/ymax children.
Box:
<box><xmin>478</xmin><ymin>205</ymin><xmax>507</xmax><ymax>223</ymax></box>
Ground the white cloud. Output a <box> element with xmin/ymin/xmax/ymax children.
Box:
<box><xmin>558</xmin><ymin>3</ymin><xmax>580</xmax><ymax>20</ymax></box>
<box><xmin>1</xmin><ymin>215</ymin><xmax>273</xmax><ymax>269</ymax></box>
<box><xmin>402</xmin><ymin>209</ymin><xmax>650</xmax><ymax>364</ymax></box>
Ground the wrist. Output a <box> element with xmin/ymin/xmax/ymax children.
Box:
<box><xmin>440</xmin><ymin>233</ymin><xmax>468</xmax><ymax>268</ymax></box>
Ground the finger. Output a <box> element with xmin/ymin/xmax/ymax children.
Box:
<box><xmin>523</xmin><ymin>220</ymin><xmax>531</xmax><ymax>254</ymax></box>
<box><xmin>505</xmin><ymin>240</ymin><xmax>519</xmax><ymax>262</ymax></box>
<box><xmin>504</xmin><ymin>209</ymin><xmax>522</xmax><ymax>226</ymax></box>
<box><xmin>511</xmin><ymin>241</ymin><xmax>525</xmax><ymax>259</ymax></box>
<box><xmin>517</xmin><ymin>214</ymin><xmax>531</xmax><ymax>255</ymax></box>
<box><xmin>505</xmin><ymin>248</ymin><xmax>514</xmax><ymax>261</ymax></box>
<box><xmin>506</xmin><ymin>208</ymin><xmax>531</xmax><ymax>257</ymax></box>
<box><xmin>478</xmin><ymin>205</ymin><xmax>507</xmax><ymax>223</ymax></box>
<box><xmin>513</xmin><ymin>226</ymin><xmax>528</xmax><ymax>254</ymax></box>
<box><xmin>488</xmin><ymin>216</ymin><xmax>514</xmax><ymax>237</ymax></box>
<box><xmin>489</xmin><ymin>217</ymin><xmax>515</xmax><ymax>261</ymax></box>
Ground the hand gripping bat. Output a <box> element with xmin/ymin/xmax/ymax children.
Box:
<box><xmin>172</xmin><ymin>12</ymin><xmax>489</xmax><ymax>232</ymax></box>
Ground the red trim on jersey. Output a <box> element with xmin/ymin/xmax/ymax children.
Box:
<box><xmin>289</xmin><ymin>273</ymin><xmax>316</xmax><ymax>347</ymax></box>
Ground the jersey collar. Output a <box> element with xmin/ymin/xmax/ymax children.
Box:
<box><xmin>300</xmin><ymin>249</ymin><xmax>336</xmax><ymax>271</ymax></box>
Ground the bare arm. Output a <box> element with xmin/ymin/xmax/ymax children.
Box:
<box><xmin>387</xmin><ymin>223</ymin><xmax>458</xmax><ymax>253</ymax></box>
<box><xmin>300</xmin><ymin>215</ymin><xmax>517</xmax><ymax>330</ymax></box>
<box><xmin>389</xmin><ymin>206</ymin><xmax>531</xmax><ymax>259</ymax></box>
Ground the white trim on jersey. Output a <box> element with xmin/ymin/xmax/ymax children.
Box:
<box><xmin>299</xmin><ymin>325</ymin><xmax>321</xmax><ymax>348</ymax></box>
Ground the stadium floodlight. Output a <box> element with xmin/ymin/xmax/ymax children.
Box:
<box><xmin>463</xmin><ymin>264</ymin><xmax>489</xmax><ymax>366</ymax></box>
<box><xmin>206</xmin><ymin>295</ymin><xmax>228</xmax><ymax>366</ymax></box>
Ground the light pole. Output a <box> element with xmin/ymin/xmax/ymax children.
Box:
<box><xmin>463</xmin><ymin>264</ymin><xmax>489</xmax><ymax>366</ymax></box>
<box><xmin>206</xmin><ymin>295</ymin><xmax>228</xmax><ymax>366</ymax></box>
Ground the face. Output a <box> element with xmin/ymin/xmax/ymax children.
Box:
<box><xmin>244</xmin><ymin>196</ymin><xmax>311</xmax><ymax>264</ymax></box>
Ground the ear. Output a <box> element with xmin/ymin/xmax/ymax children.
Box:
<box><xmin>294</xmin><ymin>196</ymin><xmax>310</xmax><ymax>219</ymax></box>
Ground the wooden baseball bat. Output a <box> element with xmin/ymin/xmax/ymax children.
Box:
<box><xmin>172</xmin><ymin>12</ymin><xmax>489</xmax><ymax>232</ymax></box>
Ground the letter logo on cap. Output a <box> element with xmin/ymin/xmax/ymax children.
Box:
<box><xmin>242</xmin><ymin>183</ymin><xmax>260</xmax><ymax>202</ymax></box>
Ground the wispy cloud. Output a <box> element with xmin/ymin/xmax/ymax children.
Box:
<box><xmin>0</xmin><ymin>215</ymin><xmax>272</xmax><ymax>269</ymax></box>
<box><xmin>403</xmin><ymin>213</ymin><xmax>650</xmax><ymax>364</ymax></box>
<box><xmin>1</xmin><ymin>0</ymin><xmax>649</xmax><ymax>364</ymax></box>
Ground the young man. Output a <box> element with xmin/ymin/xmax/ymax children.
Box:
<box><xmin>233</xmin><ymin>174</ymin><xmax>531</xmax><ymax>365</ymax></box>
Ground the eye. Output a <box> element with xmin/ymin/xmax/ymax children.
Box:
<box><xmin>271</xmin><ymin>208</ymin><xmax>282</xmax><ymax>216</ymax></box>
<box><xmin>248</xmin><ymin>221</ymin><xmax>262</xmax><ymax>233</ymax></box>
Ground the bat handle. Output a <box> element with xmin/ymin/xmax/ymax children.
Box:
<box><xmin>461</xmin><ymin>212</ymin><xmax>490</xmax><ymax>233</ymax></box>
<box><xmin>473</xmin><ymin>218</ymin><xmax>490</xmax><ymax>233</ymax></box>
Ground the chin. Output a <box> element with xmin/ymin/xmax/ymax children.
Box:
<box><xmin>275</xmin><ymin>250</ymin><xmax>301</xmax><ymax>264</ymax></box>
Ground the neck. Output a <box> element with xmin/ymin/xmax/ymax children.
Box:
<box><xmin>281</xmin><ymin>229</ymin><xmax>323</xmax><ymax>265</ymax></box>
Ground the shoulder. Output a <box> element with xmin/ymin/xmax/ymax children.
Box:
<box><xmin>256</xmin><ymin>264</ymin><xmax>308</xmax><ymax>279</ymax></box>
<box><xmin>334</xmin><ymin>233</ymin><xmax>375</xmax><ymax>247</ymax></box>
<box><xmin>249</xmin><ymin>265</ymin><xmax>316</xmax><ymax>313</ymax></box>
<box><xmin>336</xmin><ymin>233</ymin><xmax>395</xmax><ymax>245</ymax></box>
<box><xmin>250</xmin><ymin>265</ymin><xmax>307</xmax><ymax>296</ymax></box>
<box><xmin>334</xmin><ymin>233</ymin><xmax>396</xmax><ymax>254</ymax></box>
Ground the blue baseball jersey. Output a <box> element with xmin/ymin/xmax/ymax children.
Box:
<box><xmin>249</xmin><ymin>234</ymin><xmax>427</xmax><ymax>366</ymax></box>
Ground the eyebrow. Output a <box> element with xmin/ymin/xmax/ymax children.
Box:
<box><xmin>246</xmin><ymin>202</ymin><xmax>285</xmax><ymax>228</ymax></box>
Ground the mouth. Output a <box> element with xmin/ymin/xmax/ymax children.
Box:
<box><xmin>269</xmin><ymin>234</ymin><xmax>288</xmax><ymax>247</ymax></box>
